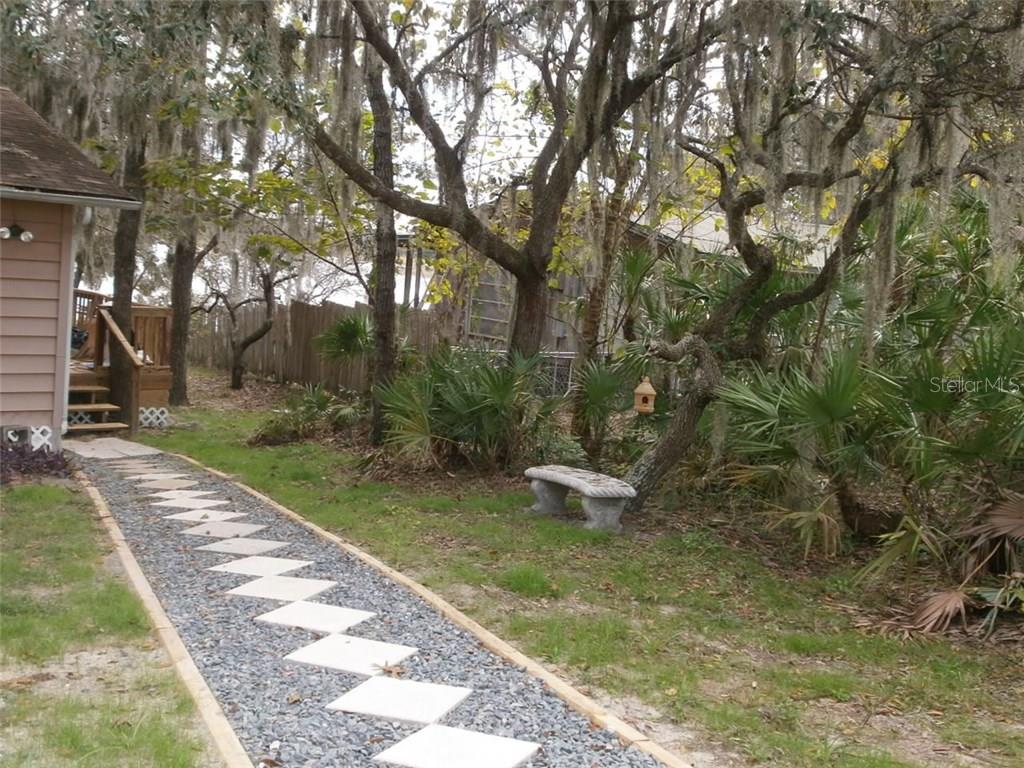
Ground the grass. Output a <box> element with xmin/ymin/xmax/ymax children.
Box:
<box><xmin>0</xmin><ymin>484</ymin><xmax>149</xmax><ymax>661</ymax></box>
<box><xmin>497</xmin><ymin>564</ymin><xmax>562</xmax><ymax>598</ymax></box>
<box><xmin>0</xmin><ymin>483</ymin><xmax>205</xmax><ymax>767</ymax></box>
<box><xmin>140</xmin><ymin>406</ymin><xmax>1024</xmax><ymax>768</ymax></box>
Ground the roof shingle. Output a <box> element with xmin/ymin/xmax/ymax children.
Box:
<box><xmin>0</xmin><ymin>87</ymin><xmax>137</xmax><ymax>204</ymax></box>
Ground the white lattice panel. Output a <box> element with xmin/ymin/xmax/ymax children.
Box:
<box><xmin>139</xmin><ymin>407</ymin><xmax>171</xmax><ymax>428</ymax></box>
<box><xmin>30</xmin><ymin>426</ymin><xmax>53</xmax><ymax>451</ymax></box>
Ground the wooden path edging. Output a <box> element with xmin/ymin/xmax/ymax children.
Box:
<box><xmin>76</xmin><ymin>471</ymin><xmax>254</xmax><ymax>768</ymax></box>
<box><xmin>170</xmin><ymin>452</ymin><xmax>695</xmax><ymax>768</ymax></box>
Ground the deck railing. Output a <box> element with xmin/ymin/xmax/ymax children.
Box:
<box><xmin>73</xmin><ymin>288</ymin><xmax>172</xmax><ymax>367</ymax></box>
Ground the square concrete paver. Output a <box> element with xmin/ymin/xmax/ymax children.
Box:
<box><xmin>372</xmin><ymin>725</ymin><xmax>539</xmax><ymax>768</ymax></box>
<box><xmin>163</xmin><ymin>509</ymin><xmax>246</xmax><ymax>523</ymax></box>
<box><xmin>227</xmin><ymin>575</ymin><xmax>335</xmax><ymax>602</ymax></box>
<box><xmin>255</xmin><ymin>601</ymin><xmax>375</xmax><ymax>634</ymax></box>
<box><xmin>180</xmin><ymin>521</ymin><xmax>265</xmax><ymax>538</ymax></box>
<box><xmin>125</xmin><ymin>473</ymin><xmax>190</xmax><ymax>481</ymax></box>
<box><xmin>65</xmin><ymin>438</ymin><xmax>161</xmax><ymax>458</ymax></box>
<box><xmin>209</xmin><ymin>556</ymin><xmax>312</xmax><ymax>577</ymax></box>
<box><xmin>285</xmin><ymin>634</ymin><xmax>416</xmax><ymax>676</ymax></box>
<box><xmin>195</xmin><ymin>538</ymin><xmax>289</xmax><ymax>556</ymax></box>
<box><xmin>327</xmin><ymin>677</ymin><xmax>472</xmax><ymax>725</ymax></box>
<box><xmin>138</xmin><ymin>478</ymin><xmax>199</xmax><ymax>491</ymax></box>
<box><xmin>94</xmin><ymin>438</ymin><xmax>162</xmax><ymax>456</ymax></box>
<box><xmin>148</xmin><ymin>490</ymin><xmax>218</xmax><ymax>500</ymax></box>
<box><xmin>150</xmin><ymin>497</ymin><xmax>229</xmax><ymax>510</ymax></box>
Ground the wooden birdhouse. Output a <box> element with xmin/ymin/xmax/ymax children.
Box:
<box><xmin>633</xmin><ymin>376</ymin><xmax>656</xmax><ymax>414</ymax></box>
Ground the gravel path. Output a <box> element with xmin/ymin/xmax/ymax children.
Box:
<box><xmin>76</xmin><ymin>448</ymin><xmax>664</xmax><ymax>768</ymax></box>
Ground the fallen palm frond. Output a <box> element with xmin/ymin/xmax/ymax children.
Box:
<box><xmin>960</xmin><ymin>494</ymin><xmax>1024</xmax><ymax>578</ymax></box>
<box><xmin>910</xmin><ymin>589</ymin><xmax>971</xmax><ymax>633</ymax></box>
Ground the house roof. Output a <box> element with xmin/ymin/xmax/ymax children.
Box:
<box><xmin>0</xmin><ymin>87</ymin><xmax>139</xmax><ymax>208</ymax></box>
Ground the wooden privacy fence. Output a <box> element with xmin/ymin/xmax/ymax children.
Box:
<box><xmin>188</xmin><ymin>301</ymin><xmax>443</xmax><ymax>392</ymax></box>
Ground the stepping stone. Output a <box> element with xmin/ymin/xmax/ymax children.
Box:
<box><xmin>181</xmin><ymin>521</ymin><xmax>265</xmax><ymax>538</ymax></box>
<box><xmin>227</xmin><ymin>575</ymin><xmax>335</xmax><ymax>602</ymax></box>
<box><xmin>255</xmin><ymin>601</ymin><xmax>375</xmax><ymax>634</ymax></box>
<box><xmin>150</xmin><ymin>497</ymin><xmax>229</xmax><ymax>510</ymax></box>
<box><xmin>285</xmin><ymin>634</ymin><xmax>416</xmax><ymax>676</ymax></box>
<box><xmin>95</xmin><ymin>438</ymin><xmax>162</xmax><ymax>456</ymax></box>
<box><xmin>163</xmin><ymin>509</ymin><xmax>246</xmax><ymax>523</ymax></box>
<box><xmin>138</xmin><ymin>478</ymin><xmax>199</xmax><ymax>491</ymax></box>
<box><xmin>196</xmin><ymin>538</ymin><xmax>289</xmax><ymax>556</ymax></box>
<box><xmin>372</xmin><ymin>724</ymin><xmax>539</xmax><ymax>768</ymax></box>
<box><xmin>327</xmin><ymin>677</ymin><xmax>472</xmax><ymax>725</ymax></box>
<box><xmin>125</xmin><ymin>472</ymin><xmax>190</xmax><ymax>481</ymax></box>
<box><xmin>64</xmin><ymin>438</ymin><xmax>160</xmax><ymax>458</ymax></box>
<box><xmin>209</xmin><ymin>556</ymin><xmax>312</xmax><ymax>577</ymax></box>
<box><xmin>148</xmin><ymin>490</ymin><xmax>218</xmax><ymax>500</ymax></box>
<box><xmin>112</xmin><ymin>464</ymin><xmax>164</xmax><ymax>472</ymax></box>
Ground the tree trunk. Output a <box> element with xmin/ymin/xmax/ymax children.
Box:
<box><xmin>229</xmin><ymin>354</ymin><xmax>245</xmax><ymax>390</ymax></box>
<box><xmin>228</xmin><ymin>323</ymin><xmax>272</xmax><ymax>390</ymax></box>
<box><xmin>833</xmin><ymin>476</ymin><xmax>902</xmax><ymax>538</ymax></box>
<box><xmin>623</xmin><ymin>388</ymin><xmax>715</xmax><ymax>515</ymax></box>
<box><xmin>570</xmin><ymin>261</ymin><xmax>615</xmax><ymax>457</ymax></box>
<box><xmin>109</xmin><ymin>133</ymin><xmax>146</xmax><ymax>430</ymax></box>
<box><xmin>169</xmin><ymin>229</ymin><xmax>196</xmax><ymax>405</ymax></box>
<box><xmin>169</xmin><ymin>115</ymin><xmax>202</xmax><ymax>406</ymax></box>
<box><xmin>227</xmin><ymin>272</ymin><xmax>276</xmax><ymax>390</ymax></box>
<box><xmin>366</xmin><ymin>56</ymin><xmax>397</xmax><ymax>446</ymax></box>
<box><xmin>508</xmin><ymin>269</ymin><xmax>548</xmax><ymax>356</ymax></box>
<box><xmin>622</xmin><ymin>335</ymin><xmax>722</xmax><ymax>516</ymax></box>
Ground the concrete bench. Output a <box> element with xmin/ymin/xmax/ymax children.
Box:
<box><xmin>524</xmin><ymin>464</ymin><xmax>635</xmax><ymax>532</ymax></box>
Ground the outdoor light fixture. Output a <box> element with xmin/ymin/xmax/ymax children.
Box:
<box><xmin>0</xmin><ymin>224</ymin><xmax>33</xmax><ymax>242</ymax></box>
<box><xmin>633</xmin><ymin>376</ymin><xmax>657</xmax><ymax>414</ymax></box>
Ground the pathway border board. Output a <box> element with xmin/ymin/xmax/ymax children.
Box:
<box><xmin>75</xmin><ymin>470</ymin><xmax>254</xmax><ymax>768</ymax></box>
<box><xmin>169</xmin><ymin>452</ymin><xmax>694</xmax><ymax>768</ymax></box>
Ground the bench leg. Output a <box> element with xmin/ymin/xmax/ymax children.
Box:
<box><xmin>581</xmin><ymin>497</ymin><xmax>625</xmax><ymax>533</ymax></box>
<box><xmin>530</xmin><ymin>479</ymin><xmax>569</xmax><ymax>515</ymax></box>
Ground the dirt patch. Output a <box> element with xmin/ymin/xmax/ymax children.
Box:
<box><xmin>803</xmin><ymin>700</ymin><xmax>1001</xmax><ymax>768</ymax></box>
<box><xmin>187</xmin><ymin>368</ymin><xmax>292</xmax><ymax>412</ymax></box>
<box><xmin>0</xmin><ymin>642</ymin><xmax>223</xmax><ymax>766</ymax></box>
<box><xmin>587</xmin><ymin>687</ymin><xmax>747</xmax><ymax>768</ymax></box>
<box><xmin>0</xmin><ymin>643</ymin><xmax>167</xmax><ymax>699</ymax></box>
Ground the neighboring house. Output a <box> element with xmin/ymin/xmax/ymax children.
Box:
<box><xmin>0</xmin><ymin>87</ymin><xmax>140</xmax><ymax>451</ymax></box>
<box><xmin>435</xmin><ymin>206</ymin><xmax>828</xmax><ymax>354</ymax></box>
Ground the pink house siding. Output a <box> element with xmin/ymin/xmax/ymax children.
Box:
<box><xmin>0</xmin><ymin>198</ymin><xmax>74</xmax><ymax>449</ymax></box>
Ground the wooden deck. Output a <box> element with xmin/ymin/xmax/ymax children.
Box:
<box><xmin>70</xmin><ymin>360</ymin><xmax>170</xmax><ymax>407</ymax></box>
<box><xmin>70</xmin><ymin>289</ymin><xmax>172</xmax><ymax>432</ymax></box>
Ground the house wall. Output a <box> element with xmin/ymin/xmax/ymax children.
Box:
<box><xmin>0</xmin><ymin>198</ymin><xmax>73</xmax><ymax>450</ymax></box>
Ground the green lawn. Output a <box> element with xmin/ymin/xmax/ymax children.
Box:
<box><xmin>141</xmin><ymin>407</ymin><xmax>1024</xmax><ymax>768</ymax></box>
<box><xmin>0</xmin><ymin>483</ymin><xmax>207</xmax><ymax>768</ymax></box>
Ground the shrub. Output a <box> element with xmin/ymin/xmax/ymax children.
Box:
<box><xmin>249</xmin><ymin>409</ymin><xmax>317</xmax><ymax>446</ymax></box>
<box><xmin>250</xmin><ymin>384</ymin><xmax>364</xmax><ymax>445</ymax></box>
<box><xmin>1</xmin><ymin>443</ymin><xmax>72</xmax><ymax>485</ymax></box>
<box><xmin>377</xmin><ymin>348</ymin><xmax>578</xmax><ymax>469</ymax></box>
<box><xmin>316</xmin><ymin>315</ymin><xmax>373</xmax><ymax>360</ymax></box>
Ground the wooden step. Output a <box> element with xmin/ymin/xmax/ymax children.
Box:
<box><xmin>67</xmin><ymin>402</ymin><xmax>120</xmax><ymax>413</ymax></box>
<box><xmin>66</xmin><ymin>421</ymin><xmax>129</xmax><ymax>433</ymax></box>
<box><xmin>69</xmin><ymin>384</ymin><xmax>110</xmax><ymax>394</ymax></box>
